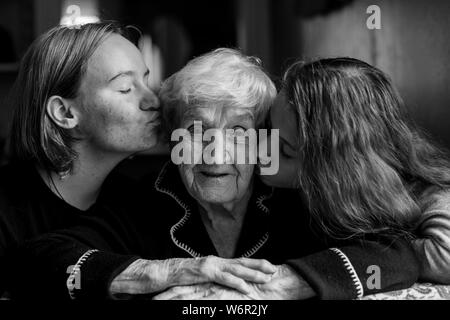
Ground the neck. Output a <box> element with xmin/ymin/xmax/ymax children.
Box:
<box><xmin>38</xmin><ymin>143</ymin><xmax>129</xmax><ymax>211</ymax></box>
<box><xmin>198</xmin><ymin>189</ymin><xmax>253</xmax><ymax>258</ymax></box>
<box><xmin>198</xmin><ymin>188</ymin><xmax>253</xmax><ymax>226</ymax></box>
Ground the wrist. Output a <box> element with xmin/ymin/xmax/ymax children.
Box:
<box><xmin>279</xmin><ymin>264</ymin><xmax>316</xmax><ymax>300</ymax></box>
<box><xmin>109</xmin><ymin>259</ymin><xmax>169</xmax><ymax>296</ymax></box>
<box><xmin>163</xmin><ymin>257</ymin><xmax>203</xmax><ymax>287</ymax></box>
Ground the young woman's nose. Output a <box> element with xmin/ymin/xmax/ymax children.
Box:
<box><xmin>140</xmin><ymin>88</ymin><xmax>160</xmax><ymax>111</ymax></box>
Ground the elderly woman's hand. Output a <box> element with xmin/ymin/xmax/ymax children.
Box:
<box><xmin>152</xmin><ymin>264</ymin><xmax>316</xmax><ymax>300</ymax></box>
<box><xmin>152</xmin><ymin>283</ymin><xmax>247</xmax><ymax>300</ymax></box>
<box><xmin>110</xmin><ymin>256</ymin><xmax>277</xmax><ymax>297</ymax></box>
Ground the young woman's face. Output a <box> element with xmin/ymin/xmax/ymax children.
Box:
<box><xmin>258</xmin><ymin>90</ymin><xmax>301</xmax><ymax>188</ymax></box>
<box><xmin>75</xmin><ymin>34</ymin><xmax>160</xmax><ymax>155</ymax></box>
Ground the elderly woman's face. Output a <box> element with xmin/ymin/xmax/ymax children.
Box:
<box><xmin>178</xmin><ymin>105</ymin><xmax>255</xmax><ymax>205</ymax></box>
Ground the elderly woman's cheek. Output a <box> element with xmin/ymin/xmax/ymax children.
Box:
<box><xmin>178</xmin><ymin>164</ymin><xmax>196</xmax><ymax>191</ymax></box>
<box><xmin>235</xmin><ymin>163</ymin><xmax>254</xmax><ymax>185</ymax></box>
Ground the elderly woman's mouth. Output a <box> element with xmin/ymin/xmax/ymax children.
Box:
<box><xmin>195</xmin><ymin>165</ymin><xmax>235</xmax><ymax>177</ymax></box>
<box><xmin>196</xmin><ymin>167</ymin><xmax>237</xmax><ymax>181</ymax></box>
<box><xmin>197</xmin><ymin>171</ymin><xmax>235</xmax><ymax>187</ymax></box>
<box><xmin>200</xmin><ymin>171</ymin><xmax>230</xmax><ymax>178</ymax></box>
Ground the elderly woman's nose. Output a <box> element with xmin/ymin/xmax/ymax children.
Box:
<box><xmin>140</xmin><ymin>88</ymin><xmax>160</xmax><ymax>111</ymax></box>
<box><xmin>209</xmin><ymin>148</ymin><xmax>233</xmax><ymax>164</ymax></box>
<box><xmin>203</xmin><ymin>133</ymin><xmax>233</xmax><ymax>164</ymax></box>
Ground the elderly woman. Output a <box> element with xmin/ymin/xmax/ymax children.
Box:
<box><xmin>11</xmin><ymin>49</ymin><xmax>418</xmax><ymax>300</ymax></box>
<box><xmin>157</xmin><ymin>48</ymin><xmax>276</xmax><ymax>259</ymax></box>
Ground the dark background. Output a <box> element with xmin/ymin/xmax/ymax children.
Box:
<box><xmin>1</xmin><ymin>0</ymin><xmax>449</xmax><ymax>176</ymax></box>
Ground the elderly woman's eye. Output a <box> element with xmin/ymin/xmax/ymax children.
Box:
<box><xmin>233</xmin><ymin>126</ymin><xmax>248</xmax><ymax>144</ymax></box>
<box><xmin>233</xmin><ymin>126</ymin><xmax>247</xmax><ymax>134</ymax></box>
<box><xmin>187</xmin><ymin>124</ymin><xmax>204</xmax><ymax>135</ymax></box>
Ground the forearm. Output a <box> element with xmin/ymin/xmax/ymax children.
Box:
<box><xmin>9</xmin><ymin>231</ymin><xmax>139</xmax><ymax>299</ymax></box>
<box><xmin>264</xmin><ymin>264</ymin><xmax>316</xmax><ymax>300</ymax></box>
<box><xmin>413</xmin><ymin>237</ymin><xmax>450</xmax><ymax>284</ymax></box>
<box><xmin>109</xmin><ymin>259</ymin><xmax>170</xmax><ymax>295</ymax></box>
<box><xmin>413</xmin><ymin>209</ymin><xmax>450</xmax><ymax>284</ymax></box>
<box><xmin>110</xmin><ymin>257</ymin><xmax>212</xmax><ymax>296</ymax></box>
<box><xmin>285</xmin><ymin>237</ymin><xmax>419</xmax><ymax>299</ymax></box>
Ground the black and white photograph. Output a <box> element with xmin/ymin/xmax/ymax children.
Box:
<box><xmin>0</xmin><ymin>0</ymin><xmax>449</xmax><ymax>314</ymax></box>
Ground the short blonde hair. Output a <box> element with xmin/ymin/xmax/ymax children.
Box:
<box><xmin>159</xmin><ymin>48</ymin><xmax>276</xmax><ymax>136</ymax></box>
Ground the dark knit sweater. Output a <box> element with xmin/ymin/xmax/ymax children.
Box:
<box><xmin>0</xmin><ymin>161</ymin><xmax>138</xmax><ymax>297</ymax></box>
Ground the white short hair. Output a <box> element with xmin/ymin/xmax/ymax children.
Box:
<box><xmin>159</xmin><ymin>48</ymin><xmax>276</xmax><ymax>135</ymax></box>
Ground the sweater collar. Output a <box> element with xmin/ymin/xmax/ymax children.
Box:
<box><xmin>154</xmin><ymin>161</ymin><xmax>274</xmax><ymax>258</ymax></box>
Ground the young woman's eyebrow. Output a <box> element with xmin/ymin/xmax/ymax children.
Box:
<box><xmin>108</xmin><ymin>68</ymin><xmax>149</xmax><ymax>83</ymax></box>
<box><xmin>108</xmin><ymin>71</ymin><xmax>134</xmax><ymax>82</ymax></box>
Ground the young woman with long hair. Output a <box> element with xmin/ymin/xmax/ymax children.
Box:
<box><xmin>260</xmin><ymin>57</ymin><xmax>450</xmax><ymax>284</ymax></box>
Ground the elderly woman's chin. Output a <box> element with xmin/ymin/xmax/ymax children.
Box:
<box><xmin>194</xmin><ymin>173</ymin><xmax>240</xmax><ymax>203</ymax></box>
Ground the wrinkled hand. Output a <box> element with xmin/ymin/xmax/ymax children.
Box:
<box><xmin>153</xmin><ymin>264</ymin><xmax>316</xmax><ymax>300</ymax></box>
<box><xmin>165</xmin><ymin>256</ymin><xmax>277</xmax><ymax>294</ymax></box>
<box><xmin>110</xmin><ymin>256</ymin><xmax>277</xmax><ymax>296</ymax></box>
<box><xmin>153</xmin><ymin>283</ymin><xmax>249</xmax><ymax>300</ymax></box>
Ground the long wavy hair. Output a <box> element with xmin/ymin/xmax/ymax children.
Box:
<box><xmin>283</xmin><ymin>57</ymin><xmax>450</xmax><ymax>239</ymax></box>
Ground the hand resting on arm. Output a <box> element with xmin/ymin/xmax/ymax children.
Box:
<box><xmin>153</xmin><ymin>264</ymin><xmax>316</xmax><ymax>300</ymax></box>
<box><xmin>110</xmin><ymin>256</ymin><xmax>278</xmax><ymax>297</ymax></box>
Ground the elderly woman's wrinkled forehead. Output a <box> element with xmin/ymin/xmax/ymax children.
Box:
<box><xmin>180</xmin><ymin>103</ymin><xmax>255</xmax><ymax>128</ymax></box>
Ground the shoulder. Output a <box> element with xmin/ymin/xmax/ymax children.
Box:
<box><xmin>415</xmin><ymin>186</ymin><xmax>450</xmax><ymax>235</ymax></box>
<box><xmin>108</xmin><ymin>156</ymin><xmax>169</xmax><ymax>198</ymax></box>
<box><xmin>0</xmin><ymin>162</ymin><xmax>37</xmax><ymax>209</ymax></box>
<box><xmin>100</xmin><ymin>158</ymin><xmax>173</xmax><ymax>214</ymax></box>
<box><xmin>419</xmin><ymin>186</ymin><xmax>450</xmax><ymax>213</ymax></box>
<box><xmin>0</xmin><ymin>162</ymin><xmax>41</xmax><ymax>253</ymax></box>
<box><xmin>0</xmin><ymin>162</ymin><xmax>20</xmax><ymax>190</ymax></box>
<box><xmin>414</xmin><ymin>186</ymin><xmax>450</xmax><ymax>283</ymax></box>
